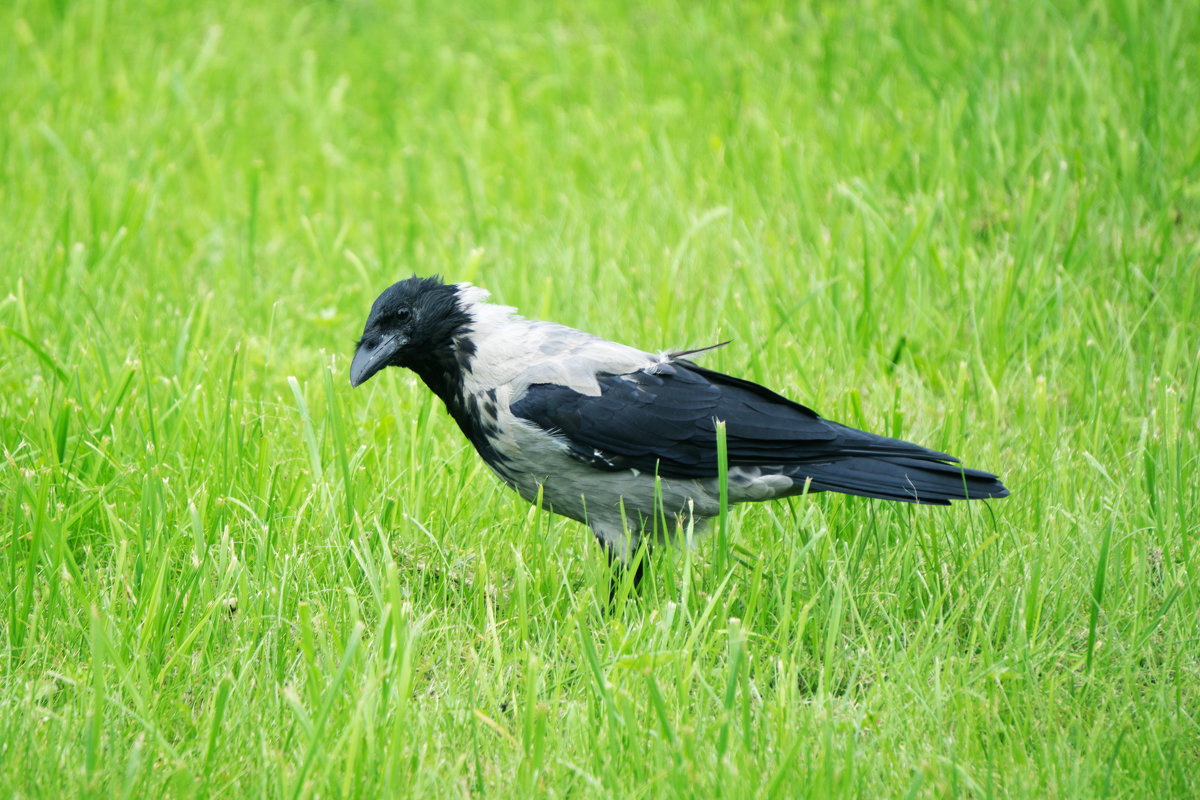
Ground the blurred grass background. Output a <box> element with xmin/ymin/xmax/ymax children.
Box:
<box><xmin>2</xmin><ymin>0</ymin><xmax>1198</xmax><ymax>796</ymax></box>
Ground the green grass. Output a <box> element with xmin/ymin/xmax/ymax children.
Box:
<box><xmin>2</xmin><ymin>0</ymin><xmax>1199</xmax><ymax>796</ymax></box>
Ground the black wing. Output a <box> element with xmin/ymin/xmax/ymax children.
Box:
<box><xmin>509</xmin><ymin>361</ymin><xmax>1008</xmax><ymax>504</ymax></box>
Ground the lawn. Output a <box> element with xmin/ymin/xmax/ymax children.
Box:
<box><xmin>2</xmin><ymin>0</ymin><xmax>1198</xmax><ymax>796</ymax></box>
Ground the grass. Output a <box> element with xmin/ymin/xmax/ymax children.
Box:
<box><xmin>2</xmin><ymin>0</ymin><xmax>1199</xmax><ymax>796</ymax></box>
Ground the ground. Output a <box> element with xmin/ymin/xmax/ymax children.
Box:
<box><xmin>1</xmin><ymin>0</ymin><xmax>1198</xmax><ymax>796</ymax></box>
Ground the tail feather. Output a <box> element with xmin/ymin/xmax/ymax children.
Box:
<box><xmin>791</xmin><ymin>454</ymin><xmax>1009</xmax><ymax>505</ymax></box>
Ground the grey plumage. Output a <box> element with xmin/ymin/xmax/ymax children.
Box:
<box><xmin>351</xmin><ymin>276</ymin><xmax>1008</xmax><ymax>565</ymax></box>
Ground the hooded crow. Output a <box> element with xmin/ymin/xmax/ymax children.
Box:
<box><xmin>351</xmin><ymin>275</ymin><xmax>1008</xmax><ymax>572</ymax></box>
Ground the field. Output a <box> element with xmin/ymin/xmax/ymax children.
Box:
<box><xmin>2</xmin><ymin>0</ymin><xmax>1199</xmax><ymax>796</ymax></box>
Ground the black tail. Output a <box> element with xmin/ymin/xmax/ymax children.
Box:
<box><xmin>792</xmin><ymin>455</ymin><xmax>1008</xmax><ymax>505</ymax></box>
<box><xmin>786</xmin><ymin>422</ymin><xmax>1009</xmax><ymax>505</ymax></box>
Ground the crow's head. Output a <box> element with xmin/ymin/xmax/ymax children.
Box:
<box><xmin>350</xmin><ymin>275</ymin><xmax>470</xmax><ymax>387</ymax></box>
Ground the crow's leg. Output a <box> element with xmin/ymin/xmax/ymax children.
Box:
<box><xmin>604</xmin><ymin>542</ymin><xmax>646</xmax><ymax>607</ymax></box>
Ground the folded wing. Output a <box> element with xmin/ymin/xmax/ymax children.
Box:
<box><xmin>509</xmin><ymin>360</ymin><xmax>1008</xmax><ymax>505</ymax></box>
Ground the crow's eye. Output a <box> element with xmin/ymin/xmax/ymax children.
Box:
<box><xmin>395</xmin><ymin>307</ymin><xmax>411</xmax><ymax>323</ymax></box>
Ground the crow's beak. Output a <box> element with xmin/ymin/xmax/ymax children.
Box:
<box><xmin>350</xmin><ymin>334</ymin><xmax>404</xmax><ymax>387</ymax></box>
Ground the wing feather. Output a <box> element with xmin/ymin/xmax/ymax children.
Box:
<box><xmin>509</xmin><ymin>360</ymin><xmax>1008</xmax><ymax>503</ymax></box>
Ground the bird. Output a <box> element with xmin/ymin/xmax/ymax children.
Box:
<box><xmin>350</xmin><ymin>275</ymin><xmax>1008</xmax><ymax>586</ymax></box>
